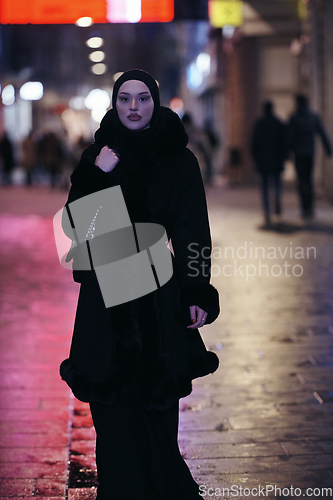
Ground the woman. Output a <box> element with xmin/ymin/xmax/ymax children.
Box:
<box><xmin>60</xmin><ymin>69</ymin><xmax>220</xmax><ymax>499</ymax></box>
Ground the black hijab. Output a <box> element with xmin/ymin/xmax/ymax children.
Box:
<box><xmin>112</xmin><ymin>69</ymin><xmax>161</xmax><ymax>128</ymax></box>
<box><xmin>94</xmin><ymin>69</ymin><xmax>161</xmax><ymax>150</ymax></box>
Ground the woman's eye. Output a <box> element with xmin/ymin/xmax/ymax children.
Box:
<box><xmin>139</xmin><ymin>97</ymin><xmax>150</xmax><ymax>102</ymax></box>
<box><xmin>119</xmin><ymin>97</ymin><xmax>129</xmax><ymax>102</ymax></box>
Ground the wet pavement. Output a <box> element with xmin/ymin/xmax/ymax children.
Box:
<box><xmin>0</xmin><ymin>183</ymin><xmax>333</xmax><ymax>499</ymax></box>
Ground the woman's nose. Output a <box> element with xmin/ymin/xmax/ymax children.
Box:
<box><xmin>130</xmin><ymin>99</ymin><xmax>138</xmax><ymax>110</ymax></box>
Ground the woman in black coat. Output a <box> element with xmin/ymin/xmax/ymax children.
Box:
<box><xmin>60</xmin><ymin>69</ymin><xmax>219</xmax><ymax>500</ymax></box>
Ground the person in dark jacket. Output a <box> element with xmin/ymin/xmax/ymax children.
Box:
<box><xmin>38</xmin><ymin>131</ymin><xmax>65</xmax><ymax>188</ymax></box>
<box><xmin>59</xmin><ymin>70</ymin><xmax>219</xmax><ymax>499</ymax></box>
<box><xmin>288</xmin><ymin>94</ymin><xmax>332</xmax><ymax>219</ymax></box>
<box><xmin>251</xmin><ymin>101</ymin><xmax>287</xmax><ymax>227</ymax></box>
<box><xmin>0</xmin><ymin>132</ymin><xmax>14</xmax><ymax>185</ymax></box>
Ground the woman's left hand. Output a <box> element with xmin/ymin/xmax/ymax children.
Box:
<box><xmin>187</xmin><ymin>305</ymin><xmax>208</xmax><ymax>329</ymax></box>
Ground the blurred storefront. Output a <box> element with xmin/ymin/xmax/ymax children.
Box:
<box><xmin>307</xmin><ymin>0</ymin><xmax>333</xmax><ymax>201</ymax></box>
<box><xmin>179</xmin><ymin>0</ymin><xmax>333</xmax><ymax>199</ymax></box>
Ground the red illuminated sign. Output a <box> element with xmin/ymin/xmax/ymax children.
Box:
<box><xmin>141</xmin><ymin>0</ymin><xmax>174</xmax><ymax>22</ymax></box>
<box><xmin>0</xmin><ymin>0</ymin><xmax>174</xmax><ymax>24</ymax></box>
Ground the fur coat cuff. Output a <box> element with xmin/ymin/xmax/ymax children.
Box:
<box><xmin>176</xmin><ymin>282</ymin><xmax>220</xmax><ymax>325</ymax></box>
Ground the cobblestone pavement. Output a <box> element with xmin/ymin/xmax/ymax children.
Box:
<box><xmin>0</xmin><ymin>184</ymin><xmax>333</xmax><ymax>500</ymax></box>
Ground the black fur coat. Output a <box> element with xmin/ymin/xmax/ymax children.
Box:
<box><xmin>60</xmin><ymin>106</ymin><xmax>219</xmax><ymax>411</ymax></box>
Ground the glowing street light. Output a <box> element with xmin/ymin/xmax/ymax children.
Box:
<box><xmin>187</xmin><ymin>63</ymin><xmax>203</xmax><ymax>90</ymax></box>
<box><xmin>86</xmin><ymin>37</ymin><xmax>104</xmax><ymax>48</ymax></box>
<box><xmin>76</xmin><ymin>17</ymin><xmax>93</xmax><ymax>27</ymax></box>
<box><xmin>196</xmin><ymin>53</ymin><xmax>210</xmax><ymax>74</ymax></box>
<box><xmin>91</xmin><ymin>63</ymin><xmax>107</xmax><ymax>75</ymax></box>
<box><xmin>89</xmin><ymin>51</ymin><xmax>105</xmax><ymax>62</ymax></box>
<box><xmin>84</xmin><ymin>89</ymin><xmax>110</xmax><ymax>110</ymax></box>
<box><xmin>2</xmin><ymin>84</ymin><xmax>15</xmax><ymax>106</ymax></box>
<box><xmin>20</xmin><ymin>81</ymin><xmax>43</xmax><ymax>100</ymax></box>
<box><xmin>84</xmin><ymin>88</ymin><xmax>111</xmax><ymax>123</ymax></box>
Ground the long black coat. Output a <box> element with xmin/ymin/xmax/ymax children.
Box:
<box><xmin>60</xmin><ymin>107</ymin><xmax>219</xmax><ymax>411</ymax></box>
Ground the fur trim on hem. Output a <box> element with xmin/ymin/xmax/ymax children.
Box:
<box><xmin>59</xmin><ymin>348</ymin><xmax>219</xmax><ymax>410</ymax></box>
<box><xmin>187</xmin><ymin>350</ymin><xmax>219</xmax><ymax>379</ymax></box>
<box><xmin>176</xmin><ymin>282</ymin><xmax>220</xmax><ymax>325</ymax></box>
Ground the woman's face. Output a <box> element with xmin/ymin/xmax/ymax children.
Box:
<box><xmin>116</xmin><ymin>80</ymin><xmax>154</xmax><ymax>131</ymax></box>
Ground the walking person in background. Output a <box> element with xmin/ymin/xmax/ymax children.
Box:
<box><xmin>288</xmin><ymin>94</ymin><xmax>332</xmax><ymax>220</ymax></box>
<box><xmin>21</xmin><ymin>131</ymin><xmax>37</xmax><ymax>186</ymax></box>
<box><xmin>203</xmin><ymin>118</ymin><xmax>219</xmax><ymax>185</ymax></box>
<box><xmin>38</xmin><ymin>131</ymin><xmax>64</xmax><ymax>188</ymax></box>
<box><xmin>182</xmin><ymin>113</ymin><xmax>211</xmax><ymax>183</ymax></box>
<box><xmin>0</xmin><ymin>132</ymin><xmax>15</xmax><ymax>185</ymax></box>
<box><xmin>251</xmin><ymin>101</ymin><xmax>287</xmax><ymax>228</ymax></box>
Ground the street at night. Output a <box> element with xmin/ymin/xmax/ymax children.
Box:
<box><xmin>0</xmin><ymin>184</ymin><xmax>333</xmax><ymax>498</ymax></box>
<box><xmin>2</xmin><ymin>0</ymin><xmax>333</xmax><ymax>498</ymax></box>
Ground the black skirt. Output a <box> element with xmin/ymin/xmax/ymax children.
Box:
<box><xmin>90</xmin><ymin>385</ymin><xmax>201</xmax><ymax>500</ymax></box>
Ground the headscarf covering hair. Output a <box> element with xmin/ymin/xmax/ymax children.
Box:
<box><xmin>112</xmin><ymin>69</ymin><xmax>161</xmax><ymax>130</ymax></box>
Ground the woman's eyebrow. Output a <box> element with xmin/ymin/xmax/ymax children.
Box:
<box><xmin>118</xmin><ymin>91</ymin><xmax>151</xmax><ymax>95</ymax></box>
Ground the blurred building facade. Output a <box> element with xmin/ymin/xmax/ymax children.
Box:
<box><xmin>179</xmin><ymin>0</ymin><xmax>333</xmax><ymax>200</ymax></box>
<box><xmin>0</xmin><ymin>22</ymin><xmax>181</xmax><ymax>144</ymax></box>
<box><xmin>1</xmin><ymin>0</ymin><xmax>333</xmax><ymax>198</ymax></box>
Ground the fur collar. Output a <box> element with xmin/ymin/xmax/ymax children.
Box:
<box><xmin>94</xmin><ymin>106</ymin><xmax>188</xmax><ymax>160</ymax></box>
<box><xmin>70</xmin><ymin>106</ymin><xmax>188</xmax><ymax>199</ymax></box>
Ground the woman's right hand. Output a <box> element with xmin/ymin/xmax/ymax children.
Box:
<box><xmin>95</xmin><ymin>146</ymin><xmax>119</xmax><ymax>173</ymax></box>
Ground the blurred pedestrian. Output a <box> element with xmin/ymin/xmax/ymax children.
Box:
<box><xmin>73</xmin><ymin>136</ymin><xmax>91</xmax><ymax>164</ymax></box>
<box><xmin>60</xmin><ymin>69</ymin><xmax>220</xmax><ymax>500</ymax></box>
<box><xmin>182</xmin><ymin>113</ymin><xmax>211</xmax><ymax>182</ymax></box>
<box><xmin>228</xmin><ymin>147</ymin><xmax>243</xmax><ymax>186</ymax></box>
<box><xmin>203</xmin><ymin>118</ymin><xmax>219</xmax><ymax>185</ymax></box>
<box><xmin>21</xmin><ymin>131</ymin><xmax>37</xmax><ymax>186</ymax></box>
<box><xmin>38</xmin><ymin>131</ymin><xmax>64</xmax><ymax>188</ymax></box>
<box><xmin>0</xmin><ymin>132</ymin><xmax>14</xmax><ymax>185</ymax></box>
<box><xmin>288</xmin><ymin>94</ymin><xmax>332</xmax><ymax>220</ymax></box>
<box><xmin>251</xmin><ymin>101</ymin><xmax>287</xmax><ymax>227</ymax></box>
